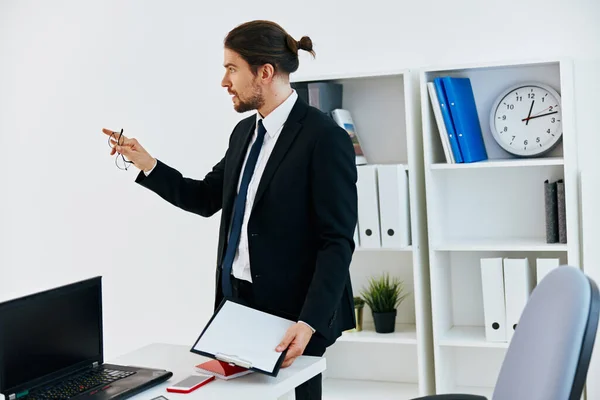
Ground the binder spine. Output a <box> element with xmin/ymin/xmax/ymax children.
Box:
<box><xmin>544</xmin><ymin>179</ymin><xmax>558</xmax><ymax>243</ymax></box>
<box><xmin>557</xmin><ymin>180</ymin><xmax>567</xmax><ymax>243</ymax></box>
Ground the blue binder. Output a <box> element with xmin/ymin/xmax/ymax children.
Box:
<box><xmin>441</xmin><ymin>77</ymin><xmax>488</xmax><ymax>163</ymax></box>
<box><xmin>433</xmin><ymin>77</ymin><xmax>463</xmax><ymax>163</ymax></box>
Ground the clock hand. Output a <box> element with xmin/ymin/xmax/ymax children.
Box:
<box><xmin>525</xmin><ymin>100</ymin><xmax>535</xmax><ymax>126</ymax></box>
<box><xmin>529</xmin><ymin>105</ymin><xmax>554</xmax><ymax>118</ymax></box>
<box><xmin>521</xmin><ymin>111</ymin><xmax>558</xmax><ymax>122</ymax></box>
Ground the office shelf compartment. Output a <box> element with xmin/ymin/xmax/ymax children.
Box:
<box><xmin>324</xmin><ymin>341</ymin><xmax>419</xmax><ymax>384</ymax></box>
<box><xmin>428</xmin><ymin>165</ymin><xmax>565</xmax><ymax>248</ymax></box>
<box><xmin>434</xmin><ymin>346</ymin><xmax>504</xmax><ymax>398</ymax></box>
<box><xmin>421</xmin><ymin>60</ymin><xmax>564</xmax><ymax>166</ymax></box>
<box><xmin>294</xmin><ymin>70</ymin><xmax>409</xmax><ymax>165</ymax></box>
<box><xmin>349</xmin><ymin>251</ymin><xmax>416</xmax><ymax>330</ymax></box>
<box><xmin>431</xmin><ymin>250</ymin><xmax>568</xmax><ymax>351</ymax></box>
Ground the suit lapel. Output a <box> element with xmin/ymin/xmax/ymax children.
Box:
<box><xmin>252</xmin><ymin>98</ymin><xmax>308</xmax><ymax>213</ymax></box>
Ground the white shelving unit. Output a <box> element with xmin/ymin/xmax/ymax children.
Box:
<box><xmin>291</xmin><ymin>69</ymin><xmax>434</xmax><ymax>398</ymax></box>
<box><xmin>419</xmin><ymin>58</ymin><xmax>580</xmax><ymax>396</ymax></box>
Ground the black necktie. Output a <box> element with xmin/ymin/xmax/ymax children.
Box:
<box><xmin>221</xmin><ymin>120</ymin><xmax>267</xmax><ymax>298</ymax></box>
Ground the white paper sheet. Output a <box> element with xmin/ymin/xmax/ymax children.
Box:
<box><xmin>192</xmin><ymin>301</ymin><xmax>297</xmax><ymax>373</ymax></box>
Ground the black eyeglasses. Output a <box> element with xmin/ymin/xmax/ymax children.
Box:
<box><xmin>108</xmin><ymin>129</ymin><xmax>134</xmax><ymax>170</ymax></box>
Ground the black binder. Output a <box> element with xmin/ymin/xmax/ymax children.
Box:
<box><xmin>544</xmin><ymin>179</ymin><xmax>559</xmax><ymax>243</ymax></box>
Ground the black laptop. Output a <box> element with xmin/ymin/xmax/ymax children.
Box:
<box><xmin>0</xmin><ymin>277</ymin><xmax>172</xmax><ymax>400</ymax></box>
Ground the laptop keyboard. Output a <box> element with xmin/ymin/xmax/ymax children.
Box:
<box><xmin>24</xmin><ymin>367</ymin><xmax>136</xmax><ymax>400</ymax></box>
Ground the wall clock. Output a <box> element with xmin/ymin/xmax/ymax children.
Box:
<box><xmin>489</xmin><ymin>82</ymin><xmax>562</xmax><ymax>157</ymax></box>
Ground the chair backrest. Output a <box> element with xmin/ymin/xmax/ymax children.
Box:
<box><xmin>492</xmin><ymin>266</ymin><xmax>600</xmax><ymax>400</ymax></box>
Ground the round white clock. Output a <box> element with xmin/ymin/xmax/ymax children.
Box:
<box><xmin>489</xmin><ymin>82</ymin><xmax>562</xmax><ymax>157</ymax></box>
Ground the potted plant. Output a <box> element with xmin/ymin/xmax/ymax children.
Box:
<box><xmin>361</xmin><ymin>273</ymin><xmax>409</xmax><ymax>333</ymax></box>
<box><xmin>352</xmin><ymin>296</ymin><xmax>365</xmax><ymax>332</ymax></box>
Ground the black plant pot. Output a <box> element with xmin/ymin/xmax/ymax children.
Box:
<box><xmin>373</xmin><ymin>310</ymin><xmax>397</xmax><ymax>333</ymax></box>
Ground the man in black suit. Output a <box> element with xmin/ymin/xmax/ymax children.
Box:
<box><xmin>103</xmin><ymin>20</ymin><xmax>357</xmax><ymax>399</ymax></box>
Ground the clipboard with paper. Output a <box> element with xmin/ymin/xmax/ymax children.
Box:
<box><xmin>190</xmin><ymin>298</ymin><xmax>297</xmax><ymax>377</ymax></box>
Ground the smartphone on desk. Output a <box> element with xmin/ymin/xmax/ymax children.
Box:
<box><xmin>166</xmin><ymin>374</ymin><xmax>215</xmax><ymax>393</ymax></box>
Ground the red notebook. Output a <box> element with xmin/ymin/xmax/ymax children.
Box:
<box><xmin>195</xmin><ymin>360</ymin><xmax>253</xmax><ymax>380</ymax></box>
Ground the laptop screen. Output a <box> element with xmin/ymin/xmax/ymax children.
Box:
<box><xmin>0</xmin><ymin>277</ymin><xmax>103</xmax><ymax>396</ymax></box>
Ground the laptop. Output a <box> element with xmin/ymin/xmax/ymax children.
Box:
<box><xmin>0</xmin><ymin>276</ymin><xmax>173</xmax><ymax>400</ymax></box>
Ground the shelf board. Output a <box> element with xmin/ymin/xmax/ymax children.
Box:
<box><xmin>355</xmin><ymin>246</ymin><xmax>413</xmax><ymax>252</ymax></box>
<box><xmin>438</xmin><ymin>326</ymin><xmax>509</xmax><ymax>349</ymax></box>
<box><xmin>434</xmin><ymin>238</ymin><xmax>568</xmax><ymax>252</ymax></box>
<box><xmin>292</xmin><ymin>68</ymin><xmax>408</xmax><ymax>83</ymax></box>
<box><xmin>421</xmin><ymin>57</ymin><xmax>563</xmax><ymax>74</ymax></box>
<box><xmin>323</xmin><ymin>378</ymin><xmax>419</xmax><ymax>400</ymax></box>
<box><xmin>339</xmin><ymin>323</ymin><xmax>417</xmax><ymax>345</ymax></box>
<box><xmin>430</xmin><ymin>157</ymin><xmax>564</xmax><ymax>170</ymax></box>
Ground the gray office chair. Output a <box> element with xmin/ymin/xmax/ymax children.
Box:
<box><xmin>413</xmin><ymin>265</ymin><xmax>600</xmax><ymax>400</ymax></box>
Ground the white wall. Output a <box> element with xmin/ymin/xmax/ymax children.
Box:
<box><xmin>1</xmin><ymin>0</ymin><xmax>599</xmax><ymax>368</ymax></box>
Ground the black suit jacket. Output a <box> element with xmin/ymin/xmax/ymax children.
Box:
<box><xmin>135</xmin><ymin>96</ymin><xmax>358</xmax><ymax>347</ymax></box>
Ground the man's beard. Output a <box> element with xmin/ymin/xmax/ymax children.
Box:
<box><xmin>234</xmin><ymin>84</ymin><xmax>264</xmax><ymax>113</ymax></box>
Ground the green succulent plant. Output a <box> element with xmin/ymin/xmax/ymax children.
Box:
<box><xmin>361</xmin><ymin>273</ymin><xmax>409</xmax><ymax>313</ymax></box>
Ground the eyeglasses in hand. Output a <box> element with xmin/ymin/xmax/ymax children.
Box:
<box><xmin>108</xmin><ymin>129</ymin><xmax>134</xmax><ymax>170</ymax></box>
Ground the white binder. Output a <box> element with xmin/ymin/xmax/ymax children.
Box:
<box><xmin>356</xmin><ymin>165</ymin><xmax>381</xmax><ymax>248</ymax></box>
<box><xmin>377</xmin><ymin>164</ymin><xmax>411</xmax><ymax>248</ymax></box>
<box><xmin>480</xmin><ymin>257</ymin><xmax>507</xmax><ymax>342</ymax></box>
<box><xmin>427</xmin><ymin>82</ymin><xmax>455</xmax><ymax>163</ymax></box>
<box><xmin>536</xmin><ymin>258</ymin><xmax>560</xmax><ymax>285</ymax></box>
<box><xmin>503</xmin><ymin>258</ymin><xmax>534</xmax><ymax>341</ymax></box>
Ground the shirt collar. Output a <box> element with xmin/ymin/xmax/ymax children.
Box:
<box><xmin>256</xmin><ymin>89</ymin><xmax>298</xmax><ymax>138</ymax></box>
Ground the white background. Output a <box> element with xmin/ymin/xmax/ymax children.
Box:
<box><xmin>1</xmin><ymin>0</ymin><xmax>599</xmax><ymax>366</ymax></box>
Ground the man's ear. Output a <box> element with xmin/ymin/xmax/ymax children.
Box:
<box><xmin>259</xmin><ymin>63</ymin><xmax>275</xmax><ymax>83</ymax></box>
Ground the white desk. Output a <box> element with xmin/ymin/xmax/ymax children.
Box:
<box><xmin>109</xmin><ymin>343</ymin><xmax>326</xmax><ymax>400</ymax></box>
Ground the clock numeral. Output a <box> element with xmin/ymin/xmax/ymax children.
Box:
<box><xmin>524</xmin><ymin>140</ymin><xmax>528</xmax><ymax>146</ymax></box>
<box><xmin>536</xmin><ymin>137</ymin><xmax>541</xmax><ymax>143</ymax></box>
<box><xmin>503</xmin><ymin>126</ymin><xmax>508</xmax><ymax>132</ymax></box>
<box><xmin>515</xmin><ymin>96</ymin><xmax>523</xmax><ymax>101</ymax></box>
<box><xmin>551</xmin><ymin>117</ymin><xmax>556</xmax><ymax>123</ymax></box>
<box><xmin>502</xmin><ymin>115</ymin><xmax>507</xmax><ymax>120</ymax></box>
<box><xmin>528</xmin><ymin>93</ymin><xmax>535</xmax><ymax>99</ymax></box>
<box><xmin>547</xmin><ymin>129</ymin><xmax>551</xmax><ymax>134</ymax></box>
<box><xmin>549</xmin><ymin>106</ymin><xmax>553</xmax><ymax>112</ymax></box>
<box><xmin>506</xmin><ymin>104</ymin><xmax>514</xmax><ymax>110</ymax></box>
